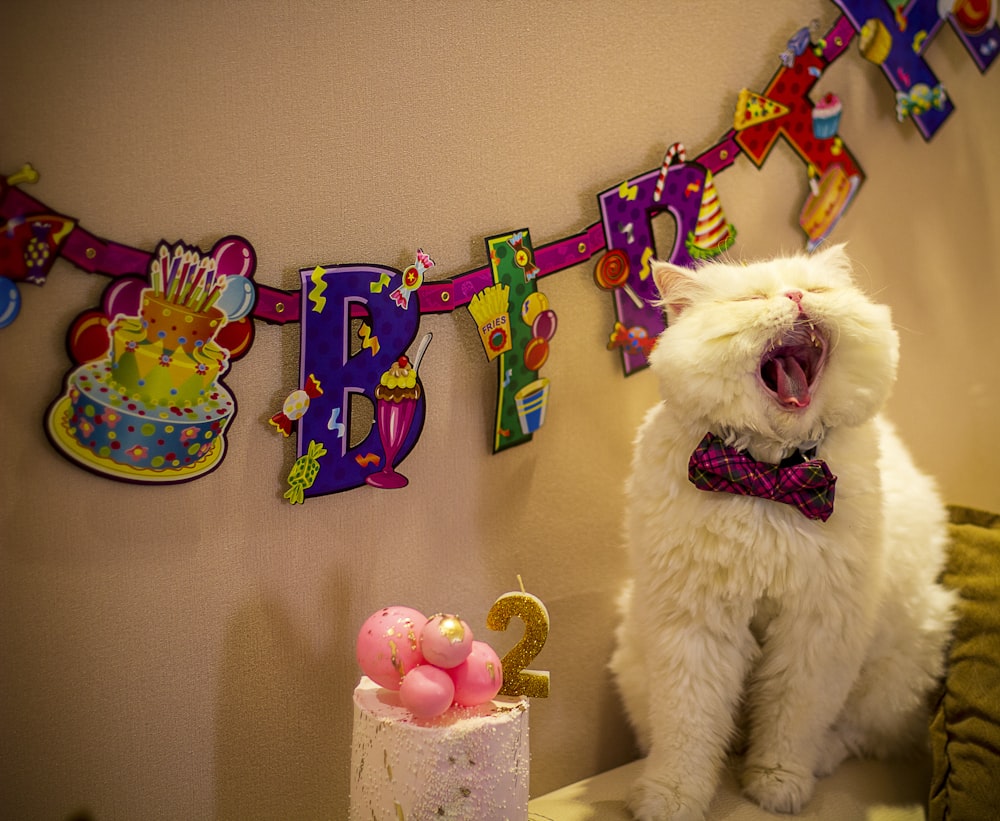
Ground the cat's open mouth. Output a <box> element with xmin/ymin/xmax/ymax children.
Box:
<box><xmin>758</xmin><ymin>319</ymin><xmax>827</xmax><ymax>409</ymax></box>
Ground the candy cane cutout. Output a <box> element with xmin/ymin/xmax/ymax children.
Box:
<box><xmin>653</xmin><ymin>142</ymin><xmax>687</xmax><ymax>202</ymax></box>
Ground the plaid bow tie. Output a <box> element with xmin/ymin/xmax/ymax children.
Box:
<box><xmin>688</xmin><ymin>432</ymin><xmax>836</xmax><ymax>521</ymax></box>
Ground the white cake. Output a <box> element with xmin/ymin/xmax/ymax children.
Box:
<box><xmin>349</xmin><ymin>676</ymin><xmax>530</xmax><ymax>820</ymax></box>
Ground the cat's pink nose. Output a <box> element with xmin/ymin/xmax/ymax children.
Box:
<box><xmin>785</xmin><ymin>290</ymin><xmax>804</xmax><ymax>304</ymax></box>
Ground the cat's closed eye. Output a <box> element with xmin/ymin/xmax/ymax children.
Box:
<box><xmin>732</xmin><ymin>287</ymin><xmax>830</xmax><ymax>302</ymax></box>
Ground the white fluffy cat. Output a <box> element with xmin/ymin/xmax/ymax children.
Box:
<box><xmin>609</xmin><ymin>245</ymin><xmax>956</xmax><ymax>821</ymax></box>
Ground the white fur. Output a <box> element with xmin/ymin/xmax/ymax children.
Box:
<box><xmin>609</xmin><ymin>246</ymin><xmax>956</xmax><ymax>821</ymax></box>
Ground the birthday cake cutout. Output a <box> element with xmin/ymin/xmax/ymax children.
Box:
<box><xmin>46</xmin><ymin>240</ymin><xmax>248</xmax><ymax>483</ymax></box>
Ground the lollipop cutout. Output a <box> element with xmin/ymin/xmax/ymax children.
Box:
<box><xmin>594</xmin><ymin>249</ymin><xmax>643</xmax><ymax>309</ymax></box>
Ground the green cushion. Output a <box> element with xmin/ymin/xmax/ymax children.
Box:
<box><xmin>928</xmin><ymin>506</ymin><xmax>1000</xmax><ymax>820</ymax></box>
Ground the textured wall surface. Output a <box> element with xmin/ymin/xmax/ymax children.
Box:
<box><xmin>2</xmin><ymin>2</ymin><xmax>997</xmax><ymax>818</ymax></box>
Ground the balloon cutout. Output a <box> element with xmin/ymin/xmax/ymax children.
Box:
<box><xmin>214</xmin><ymin>316</ymin><xmax>255</xmax><ymax>362</ymax></box>
<box><xmin>0</xmin><ymin>277</ymin><xmax>21</xmax><ymax>329</ymax></box>
<box><xmin>211</xmin><ymin>235</ymin><xmax>256</xmax><ymax>278</ymax></box>
<box><xmin>216</xmin><ymin>275</ymin><xmax>255</xmax><ymax>321</ymax></box>
<box><xmin>66</xmin><ymin>309</ymin><xmax>111</xmax><ymax>364</ymax></box>
<box><xmin>101</xmin><ymin>276</ymin><xmax>146</xmax><ymax>319</ymax></box>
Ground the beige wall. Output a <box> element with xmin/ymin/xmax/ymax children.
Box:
<box><xmin>2</xmin><ymin>2</ymin><xmax>997</xmax><ymax>818</ymax></box>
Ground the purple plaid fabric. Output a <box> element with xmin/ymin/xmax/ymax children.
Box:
<box><xmin>688</xmin><ymin>432</ymin><xmax>836</xmax><ymax>522</ymax></box>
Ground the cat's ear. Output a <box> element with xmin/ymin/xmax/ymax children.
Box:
<box><xmin>652</xmin><ymin>260</ymin><xmax>701</xmax><ymax>317</ymax></box>
<box><xmin>811</xmin><ymin>242</ymin><xmax>853</xmax><ymax>280</ymax></box>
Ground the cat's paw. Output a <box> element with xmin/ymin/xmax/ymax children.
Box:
<box><xmin>741</xmin><ymin>763</ymin><xmax>815</xmax><ymax>814</ymax></box>
<box><xmin>627</xmin><ymin>777</ymin><xmax>706</xmax><ymax>821</ymax></box>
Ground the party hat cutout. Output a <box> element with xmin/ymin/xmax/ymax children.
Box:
<box><xmin>685</xmin><ymin>171</ymin><xmax>736</xmax><ymax>260</ymax></box>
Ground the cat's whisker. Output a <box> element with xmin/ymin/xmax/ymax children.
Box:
<box><xmin>891</xmin><ymin>320</ymin><xmax>922</xmax><ymax>336</ymax></box>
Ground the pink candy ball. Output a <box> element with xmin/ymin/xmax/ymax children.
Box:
<box><xmin>448</xmin><ymin>640</ymin><xmax>504</xmax><ymax>706</ymax></box>
<box><xmin>356</xmin><ymin>605</ymin><xmax>427</xmax><ymax>690</ymax></box>
<box><xmin>420</xmin><ymin>614</ymin><xmax>474</xmax><ymax>669</ymax></box>
<box><xmin>399</xmin><ymin>665</ymin><xmax>456</xmax><ymax>719</ymax></box>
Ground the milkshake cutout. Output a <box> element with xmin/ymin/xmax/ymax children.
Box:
<box><xmin>366</xmin><ymin>333</ymin><xmax>432</xmax><ymax>489</ymax></box>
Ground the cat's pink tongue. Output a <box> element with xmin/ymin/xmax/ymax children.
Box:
<box><xmin>774</xmin><ymin>355</ymin><xmax>810</xmax><ymax>407</ymax></box>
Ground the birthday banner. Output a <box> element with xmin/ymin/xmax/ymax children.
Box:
<box><xmin>2</xmin><ymin>2</ymin><xmax>996</xmax><ymax>502</ymax></box>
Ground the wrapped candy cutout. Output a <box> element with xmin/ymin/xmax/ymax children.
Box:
<box><xmin>608</xmin><ymin>321</ymin><xmax>655</xmax><ymax>357</ymax></box>
<box><xmin>389</xmin><ymin>248</ymin><xmax>434</xmax><ymax>310</ymax></box>
<box><xmin>895</xmin><ymin>84</ymin><xmax>948</xmax><ymax>121</ymax></box>
<box><xmin>508</xmin><ymin>232</ymin><xmax>539</xmax><ymax>280</ymax></box>
<box><xmin>284</xmin><ymin>439</ymin><xmax>328</xmax><ymax>504</ymax></box>
<box><xmin>0</xmin><ymin>214</ymin><xmax>76</xmax><ymax>285</ymax></box>
<box><xmin>1</xmin><ymin>165</ymin><xmax>72</xmax><ymax>291</ymax></box>
<box><xmin>780</xmin><ymin>22</ymin><xmax>817</xmax><ymax>66</ymax></box>
<box><xmin>269</xmin><ymin>373</ymin><xmax>323</xmax><ymax>436</ymax></box>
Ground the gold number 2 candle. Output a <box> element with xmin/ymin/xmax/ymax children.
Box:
<box><xmin>487</xmin><ymin>581</ymin><xmax>550</xmax><ymax>699</ymax></box>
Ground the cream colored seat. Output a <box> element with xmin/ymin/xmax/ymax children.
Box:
<box><xmin>528</xmin><ymin>755</ymin><xmax>929</xmax><ymax>821</ymax></box>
